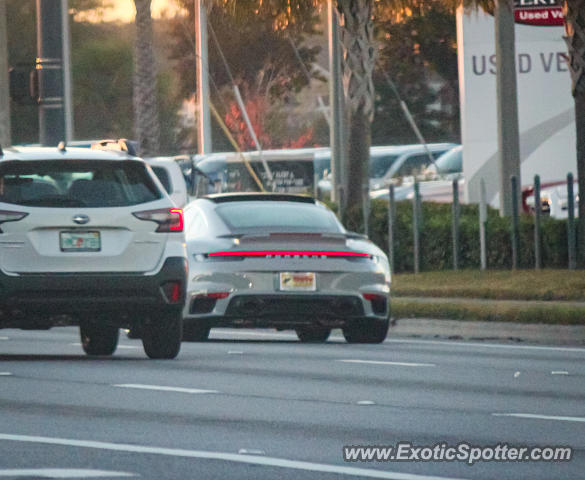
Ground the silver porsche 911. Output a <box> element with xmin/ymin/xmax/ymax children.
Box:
<box><xmin>182</xmin><ymin>193</ymin><xmax>391</xmax><ymax>343</ymax></box>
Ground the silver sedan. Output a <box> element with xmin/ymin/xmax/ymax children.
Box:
<box><xmin>182</xmin><ymin>193</ymin><xmax>391</xmax><ymax>343</ymax></box>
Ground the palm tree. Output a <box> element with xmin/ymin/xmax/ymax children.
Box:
<box><xmin>563</xmin><ymin>0</ymin><xmax>585</xmax><ymax>265</ymax></box>
<box><xmin>133</xmin><ymin>0</ymin><xmax>160</xmax><ymax>156</ymax></box>
<box><xmin>336</xmin><ymin>0</ymin><xmax>376</xmax><ymax>212</ymax></box>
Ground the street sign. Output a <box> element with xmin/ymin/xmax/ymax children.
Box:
<box><xmin>514</xmin><ymin>0</ymin><xmax>563</xmax><ymax>27</ymax></box>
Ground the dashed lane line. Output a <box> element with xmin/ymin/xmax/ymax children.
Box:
<box><xmin>338</xmin><ymin>359</ymin><xmax>436</xmax><ymax>368</ymax></box>
<box><xmin>0</xmin><ymin>469</ymin><xmax>136</xmax><ymax>478</ymax></box>
<box><xmin>113</xmin><ymin>384</ymin><xmax>219</xmax><ymax>395</ymax></box>
<box><xmin>492</xmin><ymin>413</ymin><xmax>585</xmax><ymax>423</ymax></box>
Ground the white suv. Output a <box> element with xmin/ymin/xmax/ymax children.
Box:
<box><xmin>0</xmin><ymin>144</ymin><xmax>187</xmax><ymax>359</ymax></box>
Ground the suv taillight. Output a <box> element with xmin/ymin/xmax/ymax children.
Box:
<box><xmin>0</xmin><ymin>210</ymin><xmax>28</xmax><ymax>233</ymax></box>
<box><xmin>133</xmin><ymin>208</ymin><xmax>183</xmax><ymax>232</ymax></box>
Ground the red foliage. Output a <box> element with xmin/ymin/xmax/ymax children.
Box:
<box><xmin>224</xmin><ymin>95</ymin><xmax>315</xmax><ymax>150</ymax></box>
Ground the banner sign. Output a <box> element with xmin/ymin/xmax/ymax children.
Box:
<box><xmin>514</xmin><ymin>0</ymin><xmax>563</xmax><ymax>27</ymax></box>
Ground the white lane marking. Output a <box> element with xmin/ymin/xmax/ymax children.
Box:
<box><xmin>357</xmin><ymin>400</ymin><xmax>376</xmax><ymax>406</ymax></box>
<box><xmin>0</xmin><ymin>469</ymin><xmax>136</xmax><ymax>478</ymax></box>
<box><xmin>70</xmin><ymin>343</ymin><xmax>141</xmax><ymax>350</ymax></box>
<box><xmin>493</xmin><ymin>413</ymin><xmax>585</xmax><ymax>423</ymax></box>
<box><xmin>0</xmin><ymin>433</ymin><xmax>469</xmax><ymax>480</ymax></box>
<box><xmin>384</xmin><ymin>338</ymin><xmax>585</xmax><ymax>354</ymax></box>
<box><xmin>0</xmin><ymin>372</ymin><xmax>12</xmax><ymax>376</ymax></box>
<box><xmin>0</xmin><ymin>337</ymin><xmax>8</xmax><ymax>340</ymax></box>
<box><xmin>113</xmin><ymin>384</ymin><xmax>219</xmax><ymax>395</ymax></box>
<box><xmin>211</xmin><ymin>330</ymin><xmax>298</xmax><ymax>339</ymax></box>
<box><xmin>338</xmin><ymin>359</ymin><xmax>436</xmax><ymax>368</ymax></box>
<box><xmin>238</xmin><ymin>449</ymin><xmax>266</xmax><ymax>455</ymax></box>
<box><xmin>228</xmin><ymin>351</ymin><xmax>244</xmax><ymax>355</ymax></box>
<box><xmin>552</xmin><ymin>371</ymin><xmax>569</xmax><ymax>375</ymax></box>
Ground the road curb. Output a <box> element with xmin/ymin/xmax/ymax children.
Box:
<box><xmin>390</xmin><ymin>317</ymin><xmax>585</xmax><ymax>346</ymax></box>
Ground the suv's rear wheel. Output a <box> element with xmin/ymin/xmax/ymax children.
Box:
<box><xmin>80</xmin><ymin>323</ymin><xmax>119</xmax><ymax>356</ymax></box>
<box><xmin>342</xmin><ymin>319</ymin><xmax>389</xmax><ymax>344</ymax></box>
<box><xmin>142</xmin><ymin>311</ymin><xmax>182</xmax><ymax>359</ymax></box>
<box><xmin>182</xmin><ymin>323</ymin><xmax>210</xmax><ymax>342</ymax></box>
<box><xmin>295</xmin><ymin>327</ymin><xmax>331</xmax><ymax>343</ymax></box>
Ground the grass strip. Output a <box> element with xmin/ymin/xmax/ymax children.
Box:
<box><xmin>392</xmin><ymin>298</ymin><xmax>585</xmax><ymax>325</ymax></box>
<box><xmin>393</xmin><ymin>269</ymin><xmax>585</xmax><ymax>301</ymax></box>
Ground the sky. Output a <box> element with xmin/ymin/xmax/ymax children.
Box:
<box><xmin>81</xmin><ymin>0</ymin><xmax>185</xmax><ymax>23</ymax></box>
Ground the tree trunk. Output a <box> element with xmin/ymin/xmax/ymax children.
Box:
<box><xmin>336</xmin><ymin>0</ymin><xmax>375</xmax><ymax>217</ymax></box>
<box><xmin>563</xmin><ymin>0</ymin><xmax>585</xmax><ymax>266</ymax></box>
<box><xmin>134</xmin><ymin>0</ymin><xmax>160</xmax><ymax>156</ymax></box>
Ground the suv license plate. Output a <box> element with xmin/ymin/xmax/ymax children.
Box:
<box><xmin>60</xmin><ymin>231</ymin><xmax>101</xmax><ymax>252</ymax></box>
<box><xmin>280</xmin><ymin>272</ymin><xmax>316</xmax><ymax>291</ymax></box>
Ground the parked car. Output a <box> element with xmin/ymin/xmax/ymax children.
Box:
<box><xmin>371</xmin><ymin>178</ymin><xmax>465</xmax><ymax>203</ymax></box>
<box><xmin>370</xmin><ymin>146</ymin><xmax>464</xmax><ymax>202</ymax></box>
<box><xmin>182</xmin><ymin>193</ymin><xmax>391</xmax><ymax>343</ymax></box>
<box><xmin>423</xmin><ymin>145</ymin><xmax>463</xmax><ymax>178</ymax></box>
<box><xmin>523</xmin><ymin>179</ymin><xmax>579</xmax><ymax>218</ymax></box>
<box><xmin>144</xmin><ymin>156</ymin><xmax>189</xmax><ymax>208</ymax></box>
<box><xmin>318</xmin><ymin>143</ymin><xmax>458</xmax><ymax>194</ymax></box>
<box><xmin>0</xmin><ymin>142</ymin><xmax>187</xmax><ymax>359</ymax></box>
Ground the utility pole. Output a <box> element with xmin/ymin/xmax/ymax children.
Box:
<box><xmin>36</xmin><ymin>0</ymin><xmax>66</xmax><ymax>146</ymax></box>
<box><xmin>495</xmin><ymin>0</ymin><xmax>521</xmax><ymax>216</ymax></box>
<box><xmin>195</xmin><ymin>0</ymin><xmax>212</xmax><ymax>154</ymax></box>
<box><xmin>0</xmin><ymin>0</ymin><xmax>11</xmax><ymax>147</ymax></box>
<box><xmin>61</xmin><ymin>0</ymin><xmax>73</xmax><ymax>142</ymax></box>
<box><xmin>328</xmin><ymin>1</ymin><xmax>344</xmax><ymax>205</ymax></box>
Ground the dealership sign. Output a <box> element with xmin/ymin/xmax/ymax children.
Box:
<box><xmin>514</xmin><ymin>0</ymin><xmax>563</xmax><ymax>26</ymax></box>
<box><xmin>457</xmin><ymin>7</ymin><xmax>575</xmax><ymax>206</ymax></box>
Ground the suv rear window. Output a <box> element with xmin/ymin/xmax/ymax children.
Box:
<box><xmin>151</xmin><ymin>166</ymin><xmax>172</xmax><ymax>194</ymax></box>
<box><xmin>0</xmin><ymin>160</ymin><xmax>162</xmax><ymax>208</ymax></box>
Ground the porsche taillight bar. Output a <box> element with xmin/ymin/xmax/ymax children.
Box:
<box><xmin>207</xmin><ymin>250</ymin><xmax>371</xmax><ymax>258</ymax></box>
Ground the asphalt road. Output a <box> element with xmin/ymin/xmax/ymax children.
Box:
<box><xmin>0</xmin><ymin>327</ymin><xmax>584</xmax><ymax>480</ymax></box>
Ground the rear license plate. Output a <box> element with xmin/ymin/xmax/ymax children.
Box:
<box><xmin>60</xmin><ymin>231</ymin><xmax>101</xmax><ymax>252</ymax></box>
<box><xmin>280</xmin><ymin>272</ymin><xmax>316</xmax><ymax>291</ymax></box>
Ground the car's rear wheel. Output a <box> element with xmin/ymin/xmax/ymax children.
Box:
<box><xmin>80</xmin><ymin>323</ymin><xmax>119</xmax><ymax>356</ymax></box>
<box><xmin>342</xmin><ymin>319</ymin><xmax>389</xmax><ymax>344</ymax></box>
<box><xmin>142</xmin><ymin>311</ymin><xmax>182</xmax><ymax>359</ymax></box>
<box><xmin>182</xmin><ymin>323</ymin><xmax>210</xmax><ymax>342</ymax></box>
<box><xmin>295</xmin><ymin>327</ymin><xmax>331</xmax><ymax>343</ymax></box>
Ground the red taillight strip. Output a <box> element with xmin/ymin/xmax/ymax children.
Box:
<box><xmin>208</xmin><ymin>250</ymin><xmax>370</xmax><ymax>257</ymax></box>
<box><xmin>169</xmin><ymin>208</ymin><xmax>184</xmax><ymax>232</ymax></box>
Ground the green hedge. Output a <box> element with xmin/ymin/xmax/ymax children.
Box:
<box><xmin>344</xmin><ymin>200</ymin><xmax>571</xmax><ymax>273</ymax></box>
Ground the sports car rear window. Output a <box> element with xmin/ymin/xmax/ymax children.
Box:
<box><xmin>0</xmin><ymin>160</ymin><xmax>162</xmax><ymax>208</ymax></box>
<box><xmin>216</xmin><ymin>202</ymin><xmax>344</xmax><ymax>233</ymax></box>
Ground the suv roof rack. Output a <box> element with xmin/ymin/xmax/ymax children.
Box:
<box><xmin>91</xmin><ymin>139</ymin><xmax>137</xmax><ymax>157</ymax></box>
<box><xmin>204</xmin><ymin>193</ymin><xmax>316</xmax><ymax>204</ymax></box>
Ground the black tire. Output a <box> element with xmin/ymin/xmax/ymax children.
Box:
<box><xmin>80</xmin><ymin>323</ymin><xmax>119</xmax><ymax>356</ymax></box>
<box><xmin>343</xmin><ymin>319</ymin><xmax>389</xmax><ymax>344</ymax></box>
<box><xmin>142</xmin><ymin>311</ymin><xmax>182</xmax><ymax>359</ymax></box>
<box><xmin>182</xmin><ymin>323</ymin><xmax>210</xmax><ymax>342</ymax></box>
<box><xmin>295</xmin><ymin>327</ymin><xmax>331</xmax><ymax>343</ymax></box>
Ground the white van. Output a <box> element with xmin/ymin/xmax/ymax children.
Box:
<box><xmin>144</xmin><ymin>156</ymin><xmax>190</xmax><ymax>208</ymax></box>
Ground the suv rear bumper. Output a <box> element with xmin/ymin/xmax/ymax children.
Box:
<box><xmin>0</xmin><ymin>257</ymin><xmax>187</xmax><ymax>318</ymax></box>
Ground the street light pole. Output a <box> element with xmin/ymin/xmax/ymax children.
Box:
<box><xmin>61</xmin><ymin>0</ymin><xmax>74</xmax><ymax>142</ymax></box>
<box><xmin>0</xmin><ymin>0</ymin><xmax>11</xmax><ymax>147</ymax></box>
<box><xmin>328</xmin><ymin>0</ymin><xmax>344</xmax><ymax>205</ymax></box>
<box><xmin>195</xmin><ymin>0</ymin><xmax>212</xmax><ymax>154</ymax></box>
<box><xmin>36</xmin><ymin>0</ymin><xmax>66</xmax><ymax>146</ymax></box>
